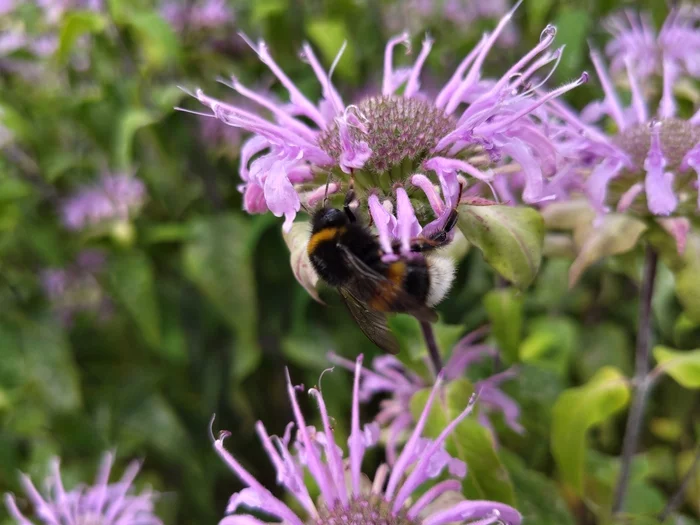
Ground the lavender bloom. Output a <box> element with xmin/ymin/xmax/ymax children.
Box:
<box><xmin>4</xmin><ymin>451</ymin><xmax>162</xmax><ymax>525</ymax></box>
<box><xmin>384</xmin><ymin>0</ymin><xmax>518</xmax><ymax>47</ymax></box>
<box><xmin>61</xmin><ymin>174</ymin><xmax>146</xmax><ymax>231</ymax></box>
<box><xmin>199</xmin><ymin>115</ymin><xmax>243</xmax><ymax>157</ymax></box>
<box><xmin>214</xmin><ymin>355</ymin><xmax>521</xmax><ymax>525</ymax></box>
<box><xmin>161</xmin><ymin>0</ymin><xmax>233</xmax><ymax>33</ymax></box>
<box><xmin>545</xmin><ymin>8</ymin><xmax>700</xmax><ymax>218</ymax></box>
<box><xmin>604</xmin><ymin>7</ymin><xmax>700</xmax><ymax>80</ymax></box>
<box><xmin>36</xmin><ymin>0</ymin><xmax>103</xmax><ymax>23</ymax></box>
<box><xmin>40</xmin><ymin>249</ymin><xmax>112</xmax><ymax>326</ymax></box>
<box><xmin>186</xmin><ymin>4</ymin><xmax>585</xmax><ymax>236</ymax></box>
<box><xmin>330</xmin><ymin>327</ymin><xmax>521</xmax><ymax>464</ymax></box>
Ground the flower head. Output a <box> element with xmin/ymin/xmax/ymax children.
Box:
<box><xmin>4</xmin><ymin>451</ymin><xmax>162</xmax><ymax>525</ymax></box>
<box><xmin>161</xmin><ymin>0</ymin><xmax>233</xmax><ymax>33</ymax></box>
<box><xmin>41</xmin><ymin>249</ymin><xmax>112</xmax><ymax>326</ymax></box>
<box><xmin>61</xmin><ymin>174</ymin><xmax>146</xmax><ymax>232</ymax></box>
<box><xmin>545</xmin><ymin>8</ymin><xmax>700</xmax><ymax>218</ymax></box>
<box><xmin>383</xmin><ymin>0</ymin><xmax>518</xmax><ymax>46</ymax></box>
<box><xmin>604</xmin><ymin>6</ymin><xmax>700</xmax><ymax>80</ymax></box>
<box><xmin>330</xmin><ymin>327</ymin><xmax>521</xmax><ymax>464</ymax></box>
<box><xmin>214</xmin><ymin>355</ymin><xmax>521</xmax><ymax>525</ymax></box>
<box><xmin>186</xmin><ymin>5</ymin><xmax>585</xmax><ymax>236</ymax></box>
<box><xmin>37</xmin><ymin>0</ymin><xmax>103</xmax><ymax>24</ymax></box>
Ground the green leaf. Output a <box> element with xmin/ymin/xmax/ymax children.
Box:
<box><xmin>306</xmin><ymin>19</ymin><xmax>358</xmax><ymax>80</ymax></box>
<box><xmin>500</xmin><ymin>450</ymin><xmax>575</xmax><ymax>525</ymax></box>
<box><xmin>106</xmin><ymin>251</ymin><xmax>161</xmax><ymax>348</ymax></box>
<box><xmin>410</xmin><ymin>378</ymin><xmax>516</xmax><ymax>505</ymax></box>
<box><xmin>21</xmin><ymin>319</ymin><xmax>81</xmax><ymax>412</ymax></box>
<box><xmin>251</xmin><ymin>0</ymin><xmax>288</xmax><ymax>23</ymax></box>
<box><xmin>483</xmin><ymin>288</ymin><xmax>523</xmax><ymax>364</ymax></box>
<box><xmin>182</xmin><ymin>214</ymin><xmax>260</xmax><ymax>381</ymax></box>
<box><xmin>519</xmin><ymin>316</ymin><xmax>578</xmax><ymax>376</ymax></box>
<box><xmin>552</xmin><ymin>367</ymin><xmax>631</xmax><ymax>494</ymax></box>
<box><xmin>552</xmin><ymin>8</ymin><xmax>591</xmax><ymax>81</ymax></box>
<box><xmin>457</xmin><ymin>204</ymin><xmax>544</xmax><ymax>288</ymax></box>
<box><xmin>576</xmin><ymin>323</ymin><xmax>633</xmax><ymax>382</ymax></box>
<box><xmin>127</xmin><ymin>12</ymin><xmax>180</xmax><ymax>68</ymax></box>
<box><xmin>114</xmin><ymin>109</ymin><xmax>158</xmax><ymax>169</ymax></box>
<box><xmin>653</xmin><ymin>346</ymin><xmax>700</xmax><ymax>389</ymax></box>
<box><xmin>569</xmin><ymin>214</ymin><xmax>647</xmax><ymax>286</ymax></box>
<box><xmin>56</xmin><ymin>11</ymin><xmax>107</xmax><ymax>64</ymax></box>
<box><xmin>120</xmin><ymin>395</ymin><xmax>191</xmax><ymax>459</ymax></box>
<box><xmin>526</xmin><ymin>0</ymin><xmax>554</xmax><ymax>33</ymax></box>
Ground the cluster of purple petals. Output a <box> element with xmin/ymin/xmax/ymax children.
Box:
<box><xmin>40</xmin><ymin>249</ymin><xmax>112</xmax><ymax>326</ymax></box>
<box><xmin>330</xmin><ymin>327</ymin><xmax>522</xmax><ymax>465</ymax></box>
<box><xmin>36</xmin><ymin>0</ymin><xmax>103</xmax><ymax>23</ymax></box>
<box><xmin>4</xmin><ymin>452</ymin><xmax>163</xmax><ymax>525</ymax></box>
<box><xmin>540</xmin><ymin>7</ymin><xmax>700</xmax><ymax>217</ymax></box>
<box><xmin>188</xmin><ymin>3</ymin><xmax>586</xmax><ymax>239</ymax></box>
<box><xmin>161</xmin><ymin>0</ymin><xmax>233</xmax><ymax>33</ymax></box>
<box><xmin>60</xmin><ymin>174</ymin><xmax>146</xmax><ymax>231</ymax></box>
<box><xmin>384</xmin><ymin>0</ymin><xmax>518</xmax><ymax>46</ymax></box>
<box><xmin>214</xmin><ymin>355</ymin><xmax>521</xmax><ymax>525</ymax></box>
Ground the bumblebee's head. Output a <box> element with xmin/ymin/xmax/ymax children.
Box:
<box><xmin>311</xmin><ymin>207</ymin><xmax>348</xmax><ymax>233</ymax></box>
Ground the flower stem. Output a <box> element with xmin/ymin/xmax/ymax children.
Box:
<box><xmin>658</xmin><ymin>446</ymin><xmax>700</xmax><ymax>522</ymax></box>
<box><xmin>612</xmin><ymin>245</ymin><xmax>658</xmax><ymax>516</ymax></box>
<box><xmin>420</xmin><ymin>321</ymin><xmax>443</xmax><ymax>376</ymax></box>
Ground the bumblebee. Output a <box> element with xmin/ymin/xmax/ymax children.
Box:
<box><xmin>307</xmin><ymin>191</ymin><xmax>457</xmax><ymax>354</ymax></box>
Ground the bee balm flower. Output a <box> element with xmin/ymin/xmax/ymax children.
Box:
<box><xmin>546</xmin><ymin>8</ymin><xmax>700</xmax><ymax>217</ymax></box>
<box><xmin>186</xmin><ymin>2</ymin><xmax>585</xmax><ymax>234</ymax></box>
<box><xmin>4</xmin><ymin>452</ymin><xmax>162</xmax><ymax>525</ymax></box>
<box><xmin>330</xmin><ymin>327</ymin><xmax>522</xmax><ymax>464</ymax></box>
<box><xmin>214</xmin><ymin>355</ymin><xmax>521</xmax><ymax>525</ymax></box>
<box><xmin>61</xmin><ymin>174</ymin><xmax>146</xmax><ymax>232</ymax></box>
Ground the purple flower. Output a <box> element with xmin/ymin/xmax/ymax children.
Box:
<box><xmin>185</xmin><ymin>5</ymin><xmax>585</xmax><ymax>233</ymax></box>
<box><xmin>384</xmin><ymin>0</ymin><xmax>519</xmax><ymax>47</ymax></box>
<box><xmin>61</xmin><ymin>174</ymin><xmax>146</xmax><ymax>231</ymax></box>
<box><xmin>213</xmin><ymin>355</ymin><xmax>522</xmax><ymax>525</ymax></box>
<box><xmin>545</xmin><ymin>9</ymin><xmax>700</xmax><ymax>218</ymax></box>
<box><xmin>161</xmin><ymin>0</ymin><xmax>233</xmax><ymax>33</ymax></box>
<box><xmin>4</xmin><ymin>451</ymin><xmax>163</xmax><ymax>525</ymax></box>
<box><xmin>37</xmin><ymin>0</ymin><xmax>103</xmax><ymax>24</ymax></box>
<box><xmin>330</xmin><ymin>327</ymin><xmax>521</xmax><ymax>464</ymax></box>
<box><xmin>40</xmin><ymin>249</ymin><xmax>112</xmax><ymax>326</ymax></box>
<box><xmin>605</xmin><ymin>6</ymin><xmax>700</xmax><ymax>80</ymax></box>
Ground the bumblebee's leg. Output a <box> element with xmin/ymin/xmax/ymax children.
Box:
<box><xmin>410</xmin><ymin>208</ymin><xmax>459</xmax><ymax>252</ymax></box>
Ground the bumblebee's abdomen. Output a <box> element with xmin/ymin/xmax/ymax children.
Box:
<box><xmin>403</xmin><ymin>260</ymin><xmax>430</xmax><ymax>303</ymax></box>
<box><xmin>367</xmin><ymin>259</ymin><xmax>430</xmax><ymax>312</ymax></box>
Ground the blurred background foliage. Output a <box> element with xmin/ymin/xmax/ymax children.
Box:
<box><xmin>1</xmin><ymin>0</ymin><xmax>699</xmax><ymax>524</ymax></box>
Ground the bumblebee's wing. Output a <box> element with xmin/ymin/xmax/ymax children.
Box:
<box><xmin>338</xmin><ymin>287</ymin><xmax>400</xmax><ymax>354</ymax></box>
<box><xmin>338</xmin><ymin>245</ymin><xmax>438</xmax><ymax>323</ymax></box>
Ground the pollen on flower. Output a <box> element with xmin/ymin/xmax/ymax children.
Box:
<box><xmin>312</xmin><ymin>496</ymin><xmax>419</xmax><ymax>525</ymax></box>
<box><xmin>318</xmin><ymin>95</ymin><xmax>456</xmax><ymax>175</ymax></box>
<box><xmin>614</xmin><ymin>118</ymin><xmax>700</xmax><ymax>171</ymax></box>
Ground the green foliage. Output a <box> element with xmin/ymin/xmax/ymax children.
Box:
<box><xmin>552</xmin><ymin>367</ymin><xmax>631</xmax><ymax>494</ymax></box>
<box><xmin>484</xmin><ymin>287</ymin><xmax>523</xmax><ymax>364</ymax></box>
<box><xmin>2</xmin><ymin>1</ymin><xmax>699</xmax><ymax>524</ymax></box>
<box><xmin>653</xmin><ymin>346</ymin><xmax>700</xmax><ymax>389</ymax></box>
<box><xmin>410</xmin><ymin>379</ymin><xmax>516</xmax><ymax>505</ymax></box>
<box><xmin>457</xmin><ymin>204</ymin><xmax>545</xmax><ymax>288</ymax></box>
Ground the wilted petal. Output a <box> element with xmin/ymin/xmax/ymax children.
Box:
<box><xmin>657</xmin><ymin>217</ymin><xmax>690</xmax><ymax>255</ymax></box>
<box><xmin>283</xmin><ymin>222</ymin><xmax>321</xmax><ymax>302</ymax></box>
